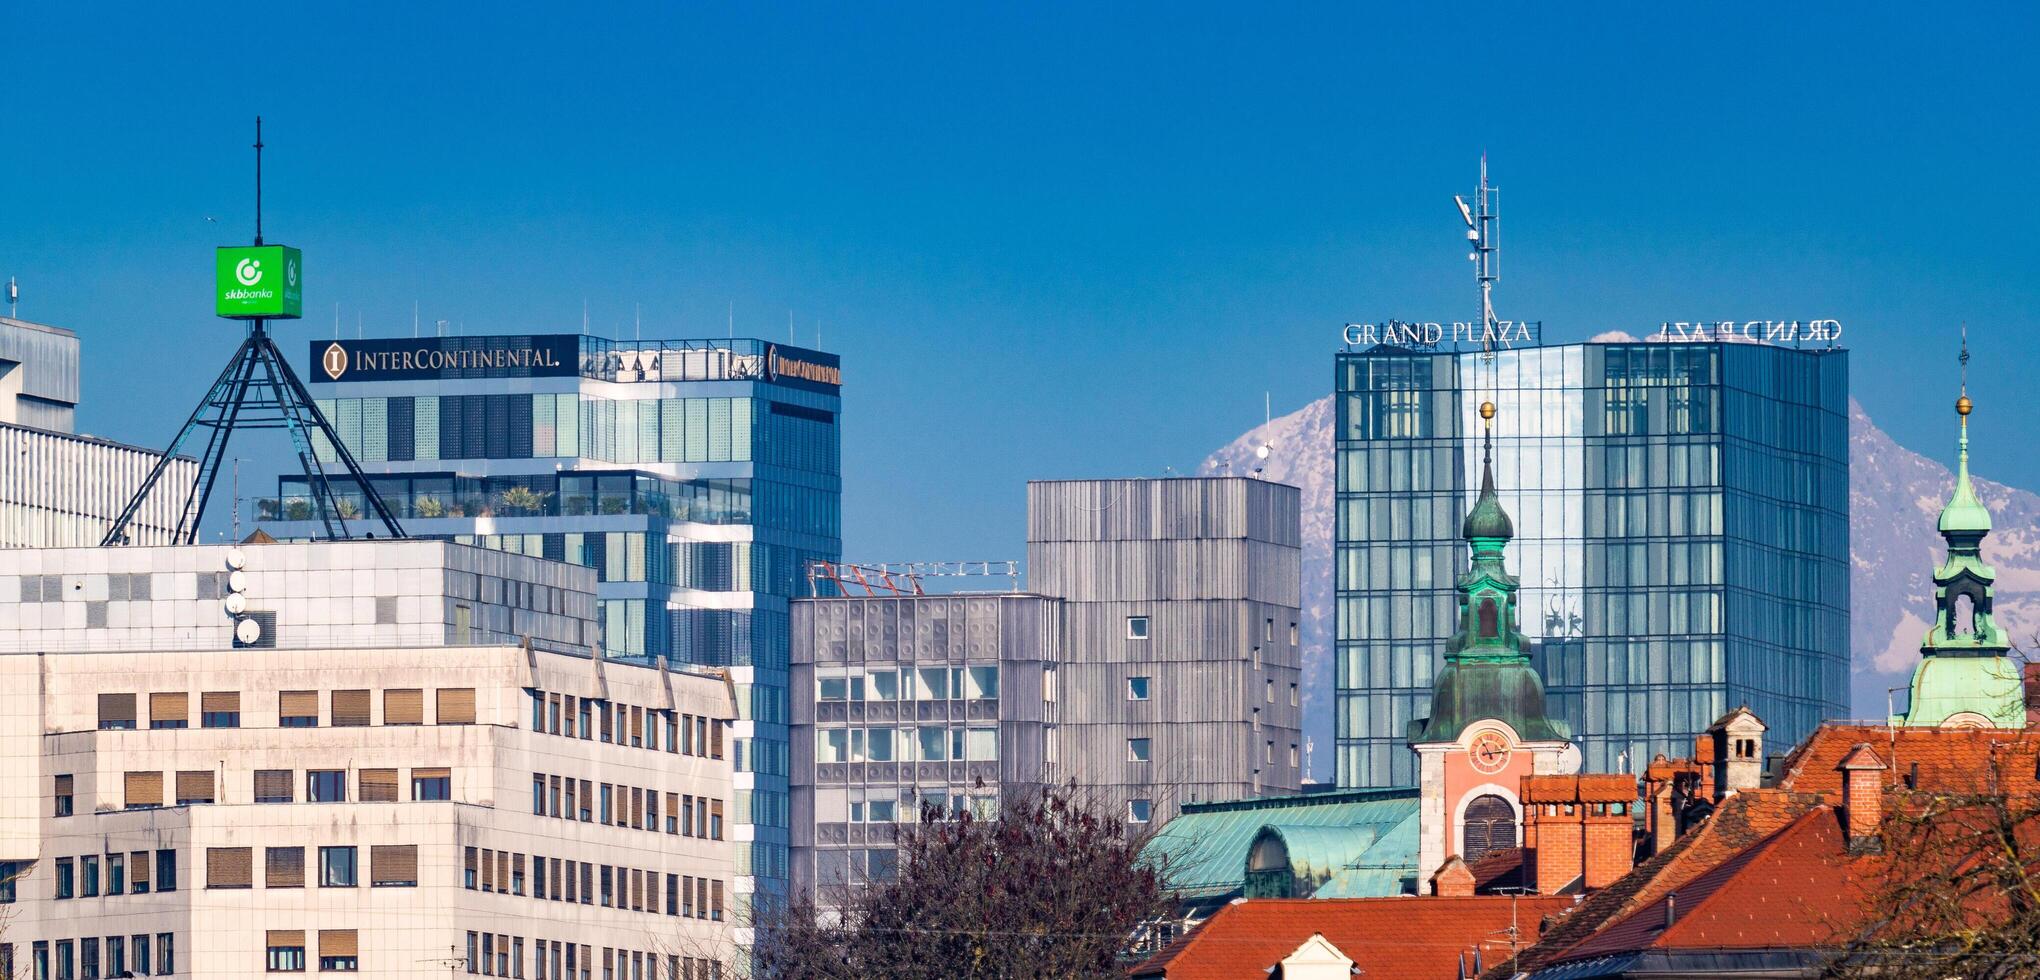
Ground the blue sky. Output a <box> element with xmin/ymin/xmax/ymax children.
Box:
<box><xmin>4</xmin><ymin>2</ymin><xmax>2035</xmax><ymax>558</ymax></box>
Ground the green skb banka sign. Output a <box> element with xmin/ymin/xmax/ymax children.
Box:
<box><xmin>215</xmin><ymin>245</ymin><xmax>303</xmax><ymax>319</ymax></box>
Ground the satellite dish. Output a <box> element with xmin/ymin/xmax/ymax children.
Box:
<box><xmin>225</xmin><ymin>593</ymin><xmax>247</xmax><ymax>616</ymax></box>
<box><xmin>1556</xmin><ymin>743</ymin><xmax>1583</xmax><ymax>775</ymax></box>
<box><xmin>228</xmin><ymin>570</ymin><xmax>249</xmax><ymax>593</ymax></box>
<box><xmin>225</xmin><ymin>548</ymin><xmax>246</xmax><ymax>570</ymax></box>
<box><xmin>235</xmin><ymin>618</ymin><xmax>262</xmax><ymax>645</ymax></box>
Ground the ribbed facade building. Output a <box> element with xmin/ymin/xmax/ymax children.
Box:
<box><xmin>0</xmin><ymin>540</ymin><xmax>740</xmax><ymax>979</ymax></box>
<box><xmin>788</xmin><ymin>477</ymin><xmax>1303</xmax><ymax>898</ymax></box>
<box><xmin>0</xmin><ymin>316</ymin><xmax>193</xmax><ymax>548</ymax></box>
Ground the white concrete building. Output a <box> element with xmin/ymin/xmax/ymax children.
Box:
<box><xmin>0</xmin><ymin>315</ymin><xmax>194</xmax><ymax>549</ymax></box>
<box><xmin>0</xmin><ymin>540</ymin><xmax>740</xmax><ymax>979</ymax></box>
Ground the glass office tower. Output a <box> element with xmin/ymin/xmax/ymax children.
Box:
<box><xmin>1333</xmin><ymin>340</ymin><xmax>1847</xmax><ymax>787</ymax></box>
<box><xmin>261</xmin><ymin>333</ymin><xmax>842</xmax><ymax>912</ymax></box>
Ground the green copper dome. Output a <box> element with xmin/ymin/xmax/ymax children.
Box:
<box><xmin>1460</xmin><ymin>457</ymin><xmax>1515</xmax><ymax>541</ymax></box>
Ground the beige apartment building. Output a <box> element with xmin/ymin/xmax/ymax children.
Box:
<box><xmin>0</xmin><ymin>541</ymin><xmax>740</xmax><ymax>979</ymax></box>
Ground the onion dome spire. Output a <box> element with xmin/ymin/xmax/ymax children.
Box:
<box><xmin>1461</xmin><ymin>400</ymin><xmax>1515</xmax><ymax>542</ymax></box>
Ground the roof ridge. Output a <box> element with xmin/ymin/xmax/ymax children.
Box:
<box><xmin>1654</xmin><ymin>807</ymin><xmax>1842</xmax><ymax>946</ymax></box>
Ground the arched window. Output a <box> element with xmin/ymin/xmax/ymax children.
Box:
<box><xmin>1462</xmin><ymin>794</ymin><xmax>1517</xmax><ymax>863</ymax></box>
<box><xmin>1954</xmin><ymin>593</ymin><xmax>1976</xmax><ymax>636</ymax></box>
<box><xmin>1478</xmin><ymin>599</ymin><xmax>1499</xmax><ymax>639</ymax></box>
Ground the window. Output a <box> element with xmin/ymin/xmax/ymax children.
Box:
<box><xmin>1127</xmin><ymin>738</ymin><xmax>1151</xmax><ymax>762</ymax></box>
<box><xmin>130</xmin><ymin>849</ymin><xmax>149</xmax><ymax>894</ymax></box>
<box><xmin>307</xmin><ymin>770</ymin><xmax>347</xmax><ymax>803</ymax></box>
<box><xmin>1266</xmin><ymin>679</ymin><xmax>1275</xmax><ymax>703</ymax></box>
<box><xmin>158</xmin><ymin>934</ymin><xmax>174</xmax><ymax>976</ymax></box>
<box><xmin>156</xmin><ymin>849</ymin><xmax>177</xmax><ymax>892</ymax></box>
<box><xmin>332</xmin><ymin>690</ymin><xmax>371</xmax><ymax>727</ymax></box>
<box><xmin>966</xmin><ymin>728</ymin><xmax>999</xmax><ymax>761</ymax></box>
<box><xmin>710</xmin><ymin>799</ymin><xmax>724</xmax><ymax>840</ymax></box>
<box><xmin>107</xmin><ymin>852</ymin><xmax>125</xmax><ymax>894</ymax></box>
<box><xmin>255</xmin><ymin>769</ymin><xmax>295</xmax><ymax>803</ymax></box>
<box><xmin>0</xmin><ymin>860</ymin><xmax>20</xmax><ymax>902</ymax></box>
<box><xmin>133</xmin><ymin>936</ymin><xmax>149</xmax><ymax>977</ymax></box>
<box><xmin>79</xmin><ymin>939</ymin><xmax>96</xmax><ymax>980</ymax></box>
<box><xmin>56</xmin><ymin>857</ymin><xmax>74</xmax><ymax>899</ymax></box>
<box><xmin>81</xmin><ymin>855</ymin><xmax>99</xmax><ymax>897</ymax></box>
<box><xmin>200</xmin><ymin>691</ymin><xmax>241</xmax><ymax>728</ymax></box>
<box><xmin>1126</xmin><ymin>676</ymin><xmax>1150</xmax><ymax>701</ymax></box>
<box><xmin>966</xmin><ymin>666</ymin><xmax>1000</xmax><ymax>699</ymax></box>
<box><xmin>1264</xmin><ymin>617</ymin><xmax>1274</xmax><ymax>641</ymax></box>
<box><xmin>359</xmin><ymin>769</ymin><xmax>399</xmax><ymax>803</ymax></box>
<box><xmin>55</xmin><ymin>774</ymin><xmax>74</xmax><ymax>816</ymax></box>
<box><xmin>125</xmin><ymin>770</ymin><xmax>164</xmax><ymax>809</ymax></box>
<box><xmin>265</xmin><ymin>847</ymin><xmax>305</xmax><ymax>888</ymax></box>
<box><xmin>56</xmin><ymin>941</ymin><xmax>72</xmax><ymax>980</ymax></box>
<box><xmin>412</xmin><ymin>768</ymin><xmax>452</xmax><ymax>800</ymax></box>
<box><xmin>1128</xmin><ymin>799</ymin><xmax>1153</xmax><ymax>823</ymax></box>
<box><xmin>1290</xmin><ymin>743</ymin><xmax>1300</xmax><ymax>767</ymax></box>
<box><xmin>97</xmin><ymin>693</ymin><xmax>137</xmax><ymax>730</ymax></box>
<box><xmin>384</xmin><ymin>689</ymin><xmax>425</xmax><ymax>726</ymax></box>
<box><xmin>319</xmin><ymin>846</ymin><xmax>357</xmax><ymax>887</ymax></box>
<box><xmin>175</xmin><ymin>770</ymin><xmax>214</xmax><ymax>805</ymax></box>
<box><xmin>149</xmin><ymin>692</ymin><xmax>189</xmax><ymax>729</ymax></box>
<box><xmin>279</xmin><ymin>690</ymin><xmax>319</xmax><ymax>727</ymax></box>
<box><xmin>1126</xmin><ymin>616</ymin><xmax>1150</xmax><ymax>640</ymax></box>
<box><xmin>437</xmin><ymin>688</ymin><xmax>477</xmax><ymax>725</ymax></box>
<box><xmin>1290</xmin><ymin>683</ymin><xmax>1298</xmax><ymax>707</ymax></box>
<box><xmin>266</xmin><ymin>930</ymin><xmax>306</xmax><ymax>973</ymax></box>
<box><xmin>206</xmin><ymin>847</ymin><xmax>251</xmax><ymax>889</ymax></box>
<box><xmin>317</xmin><ymin>930</ymin><xmax>358</xmax><ymax>972</ymax></box>
<box><xmin>1289</xmin><ymin>622</ymin><xmax>1298</xmax><ymax>645</ymax></box>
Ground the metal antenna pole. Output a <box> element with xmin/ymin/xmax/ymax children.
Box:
<box><xmin>254</xmin><ymin>117</ymin><xmax>264</xmax><ymax>246</ymax></box>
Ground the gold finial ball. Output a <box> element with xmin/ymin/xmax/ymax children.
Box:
<box><xmin>1957</xmin><ymin>394</ymin><xmax>1972</xmax><ymax>417</ymax></box>
<box><xmin>1479</xmin><ymin>401</ymin><xmax>1496</xmax><ymax>421</ymax></box>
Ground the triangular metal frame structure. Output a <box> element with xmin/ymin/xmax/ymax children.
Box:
<box><xmin>101</xmin><ymin>320</ymin><xmax>404</xmax><ymax>544</ymax></box>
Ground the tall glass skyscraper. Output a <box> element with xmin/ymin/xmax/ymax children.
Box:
<box><xmin>1334</xmin><ymin>339</ymin><xmax>1848</xmax><ymax>787</ymax></box>
<box><xmin>260</xmin><ymin>332</ymin><xmax>842</xmax><ymax>912</ymax></box>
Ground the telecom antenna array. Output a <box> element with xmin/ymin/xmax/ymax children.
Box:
<box><xmin>1453</xmin><ymin>155</ymin><xmax>1501</xmax><ymax>349</ymax></box>
<box><xmin>102</xmin><ymin>119</ymin><xmax>404</xmax><ymax>545</ymax></box>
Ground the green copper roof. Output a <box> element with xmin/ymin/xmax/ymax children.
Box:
<box><xmin>1938</xmin><ymin>419</ymin><xmax>1992</xmax><ymax>534</ymax></box>
<box><xmin>1461</xmin><ymin>455</ymin><xmax>1516</xmax><ymax>541</ymax></box>
<box><xmin>1410</xmin><ymin>422</ymin><xmax>1570</xmax><ymax>745</ymax></box>
<box><xmin>1140</xmin><ymin>788</ymin><xmax>1419</xmax><ymax>900</ymax></box>
<box><xmin>1890</xmin><ymin>655</ymin><xmax>2025</xmax><ymax>729</ymax></box>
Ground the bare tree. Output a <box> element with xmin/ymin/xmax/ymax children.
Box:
<box><xmin>1825</xmin><ymin>740</ymin><xmax>2040</xmax><ymax>978</ymax></box>
<box><xmin>756</xmin><ymin>781</ymin><xmax>1172</xmax><ymax>980</ymax></box>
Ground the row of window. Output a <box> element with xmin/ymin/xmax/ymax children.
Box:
<box><xmin>530</xmin><ymin>773</ymin><xmax>724</xmax><ymax>839</ymax></box>
<box><xmin>203</xmin><ymin>845</ymin><xmax>413</xmax><ymax>890</ymax></box>
<box><xmin>57</xmin><ymin>765</ymin><xmax>452</xmax><ymax>815</ymax></box>
<box><xmin>528</xmin><ymin>690</ymin><xmax>725</xmax><ymax>759</ymax></box>
<box><xmin>815</xmin><ymin>665</ymin><xmax>1000</xmax><ymax>702</ymax></box>
<box><xmin>13</xmin><ymin>934</ymin><xmax>174</xmax><ymax>980</ymax></box>
<box><xmin>94</xmin><ymin>687</ymin><xmax>476</xmax><ymax>731</ymax></box>
<box><xmin>466</xmin><ymin>934</ymin><xmax>724</xmax><ymax>980</ymax></box>
<box><xmin>313</xmin><ymin>393</ymin><xmax>773</xmax><ymax>466</ymax></box>
<box><xmin>463</xmin><ymin>847</ymin><xmax>723</xmax><ymax>920</ymax></box>
<box><xmin>38</xmin><ymin>849</ymin><xmax>177</xmax><ymax>899</ymax></box>
<box><xmin>264</xmin><ymin>929</ymin><xmax>358</xmax><ymax>973</ymax></box>
<box><xmin>815</xmin><ymin>726</ymin><xmax>999</xmax><ymax>764</ymax></box>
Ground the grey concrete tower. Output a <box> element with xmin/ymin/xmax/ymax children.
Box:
<box><xmin>1029</xmin><ymin>477</ymin><xmax>1304</xmax><ymax>828</ymax></box>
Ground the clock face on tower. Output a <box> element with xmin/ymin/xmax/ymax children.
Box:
<box><xmin>1468</xmin><ymin>729</ymin><xmax>1513</xmax><ymax>775</ymax></box>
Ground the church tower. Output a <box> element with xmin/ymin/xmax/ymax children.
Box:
<box><xmin>1409</xmin><ymin>401</ymin><xmax>1576</xmax><ymax>893</ymax></box>
<box><xmin>1893</xmin><ymin>343</ymin><xmax>2024</xmax><ymax>728</ymax></box>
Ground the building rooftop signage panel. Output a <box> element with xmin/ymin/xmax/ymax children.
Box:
<box><xmin>311</xmin><ymin>335</ymin><xmax>581</xmax><ymax>383</ymax></box>
<box><xmin>1340</xmin><ymin>320</ymin><xmax>1542</xmax><ymax>353</ymax></box>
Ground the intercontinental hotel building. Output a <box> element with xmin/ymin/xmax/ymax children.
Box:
<box><xmin>1334</xmin><ymin>336</ymin><xmax>1849</xmax><ymax>787</ymax></box>
<box><xmin>258</xmin><ymin>334</ymin><xmax>842</xmax><ymax>921</ymax></box>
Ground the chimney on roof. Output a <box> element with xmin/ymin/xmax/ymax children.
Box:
<box><xmin>1837</xmin><ymin>742</ymin><xmax>1889</xmax><ymax>853</ymax></box>
<box><xmin>1706</xmin><ymin>707</ymin><xmax>1767</xmax><ymax>798</ymax></box>
<box><xmin>1523</xmin><ymin>774</ymin><xmax>1637</xmax><ymax>894</ymax></box>
<box><xmin>1432</xmin><ymin>855</ymin><xmax>1475</xmax><ymax>897</ymax></box>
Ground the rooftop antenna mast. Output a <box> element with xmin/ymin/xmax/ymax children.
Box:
<box><xmin>102</xmin><ymin>117</ymin><xmax>404</xmax><ymax>546</ymax></box>
<box><xmin>1453</xmin><ymin>153</ymin><xmax>1500</xmax><ymax>345</ymax></box>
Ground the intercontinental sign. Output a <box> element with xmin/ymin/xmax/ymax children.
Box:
<box><xmin>311</xmin><ymin>336</ymin><xmax>582</xmax><ymax>383</ymax></box>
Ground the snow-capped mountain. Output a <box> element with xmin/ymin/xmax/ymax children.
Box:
<box><xmin>1203</xmin><ymin>395</ymin><xmax>2040</xmax><ymax>781</ymax></box>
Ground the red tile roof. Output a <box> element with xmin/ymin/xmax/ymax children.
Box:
<box><xmin>1775</xmin><ymin>724</ymin><xmax>2040</xmax><ymax>797</ymax></box>
<box><xmin>1500</xmin><ymin>725</ymin><xmax>2040</xmax><ymax>977</ymax></box>
<box><xmin>1465</xmin><ymin>847</ymin><xmax>1524</xmax><ymax>892</ymax></box>
<box><xmin>1128</xmin><ymin>896</ymin><xmax>1574</xmax><ymax>980</ymax></box>
<box><xmin>1556</xmin><ymin>807</ymin><xmax>1875</xmax><ymax>960</ymax></box>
